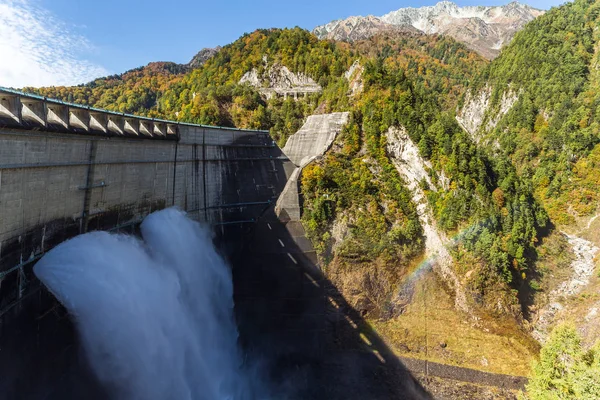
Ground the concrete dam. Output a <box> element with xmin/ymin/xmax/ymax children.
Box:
<box><xmin>0</xmin><ymin>88</ymin><xmax>526</xmax><ymax>399</ymax></box>
<box><xmin>0</xmin><ymin>88</ymin><xmax>433</xmax><ymax>399</ymax></box>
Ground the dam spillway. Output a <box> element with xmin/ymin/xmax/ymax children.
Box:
<box><xmin>0</xmin><ymin>87</ymin><xmax>292</xmax><ymax>273</ymax></box>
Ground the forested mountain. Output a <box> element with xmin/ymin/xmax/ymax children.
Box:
<box><xmin>463</xmin><ymin>0</ymin><xmax>600</xmax><ymax>226</ymax></box>
<box><xmin>22</xmin><ymin>25</ymin><xmax>540</xmax><ymax>322</ymax></box>
<box><xmin>156</xmin><ymin>28</ymin><xmax>354</xmax><ymax>145</ymax></box>
<box><xmin>301</xmin><ymin>32</ymin><xmax>546</xmax><ymax>319</ymax></box>
<box><xmin>19</xmin><ymin>2</ymin><xmax>600</xmax><ymax>394</ymax></box>
<box><xmin>25</xmin><ymin>28</ymin><xmax>486</xmax><ymax>146</ymax></box>
<box><xmin>25</xmin><ymin>62</ymin><xmax>188</xmax><ymax>116</ymax></box>
<box><xmin>459</xmin><ymin>1</ymin><xmax>600</xmax><ymax>396</ymax></box>
<box><xmin>26</xmin><ymin>28</ymin><xmax>539</xmax><ymax>314</ymax></box>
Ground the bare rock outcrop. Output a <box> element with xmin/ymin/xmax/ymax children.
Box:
<box><xmin>456</xmin><ymin>87</ymin><xmax>491</xmax><ymax>141</ymax></box>
<box><xmin>188</xmin><ymin>47</ymin><xmax>221</xmax><ymax>69</ymax></box>
<box><xmin>533</xmin><ymin>233</ymin><xmax>600</xmax><ymax>343</ymax></box>
<box><xmin>344</xmin><ymin>60</ymin><xmax>364</xmax><ymax>97</ymax></box>
<box><xmin>386</xmin><ymin>126</ymin><xmax>469</xmax><ymax>312</ymax></box>
<box><xmin>240</xmin><ymin>61</ymin><xmax>322</xmax><ymax>100</ymax></box>
<box><xmin>457</xmin><ymin>85</ymin><xmax>518</xmax><ymax>142</ymax></box>
<box><xmin>313</xmin><ymin>15</ymin><xmax>421</xmax><ymax>43</ymax></box>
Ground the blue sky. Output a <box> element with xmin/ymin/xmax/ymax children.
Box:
<box><xmin>0</xmin><ymin>0</ymin><xmax>566</xmax><ymax>87</ymax></box>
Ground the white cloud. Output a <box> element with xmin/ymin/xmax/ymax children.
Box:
<box><xmin>0</xmin><ymin>0</ymin><xmax>109</xmax><ymax>88</ymax></box>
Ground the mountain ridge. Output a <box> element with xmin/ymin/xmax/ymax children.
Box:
<box><xmin>313</xmin><ymin>1</ymin><xmax>544</xmax><ymax>59</ymax></box>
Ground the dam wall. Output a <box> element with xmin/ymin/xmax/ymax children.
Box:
<box><xmin>0</xmin><ymin>124</ymin><xmax>291</xmax><ymax>316</ymax></box>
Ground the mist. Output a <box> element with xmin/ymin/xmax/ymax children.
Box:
<box><xmin>34</xmin><ymin>208</ymin><xmax>265</xmax><ymax>400</ymax></box>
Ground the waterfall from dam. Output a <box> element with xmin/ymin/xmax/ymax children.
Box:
<box><xmin>34</xmin><ymin>208</ymin><xmax>262</xmax><ymax>400</ymax></box>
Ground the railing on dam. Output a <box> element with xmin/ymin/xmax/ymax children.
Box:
<box><xmin>0</xmin><ymin>86</ymin><xmax>180</xmax><ymax>139</ymax></box>
<box><xmin>0</xmin><ymin>87</ymin><xmax>294</xmax><ymax>328</ymax></box>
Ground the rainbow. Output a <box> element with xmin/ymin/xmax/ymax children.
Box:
<box><xmin>395</xmin><ymin>218</ymin><xmax>492</xmax><ymax>300</ymax></box>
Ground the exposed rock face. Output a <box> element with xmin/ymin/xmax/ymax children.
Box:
<box><xmin>488</xmin><ymin>90</ymin><xmax>519</xmax><ymax>129</ymax></box>
<box><xmin>313</xmin><ymin>1</ymin><xmax>544</xmax><ymax>59</ymax></box>
<box><xmin>456</xmin><ymin>86</ymin><xmax>492</xmax><ymax>141</ymax></box>
<box><xmin>533</xmin><ymin>233</ymin><xmax>600</xmax><ymax>343</ymax></box>
<box><xmin>344</xmin><ymin>60</ymin><xmax>364</xmax><ymax>97</ymax></box>
<box><xmin>240</xmin><ymin>62</ymin><xmax>322</xmax><ymax>100</ymax></box>
<box><xmin>457</xmin><ymin>85</ymin><xmax>518</xmax><ymax>141</ymax></box>
<box><xmin>313</xmin><ymin>15</ymin><xmax>421</xmax><ymax>43</ymax></box>
<box><xmin>331</xmin><ymin>212</ymin><xmax>352</xmax><ymax>253</ymax></box>
<box><xmin>188</xmin><ymin>47</ymin><xmax>221</xmax><ymax>69</ymax></box>
<box><xmin>386</xmin><ymin>126</ymin><xmax>468</xmax><ymax>312</ymax></box>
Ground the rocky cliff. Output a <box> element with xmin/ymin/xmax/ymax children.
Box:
<box><xmin>239</xmin><ymin>60</ymin><xmax>322</xmax><ymax>99</ymax></box>
<box><xmin>188</xmin><ymin>47</ymin><xmax>221</xmax><ymax>69</ymax></box>
<box><xmin>344</xmin><ymin>60</ymin><xmax>364</xmax><ymax>97</ymax></box>
<box><xmin>456</xmin><ymin>85</ymin><xmax>519</xmax><ymax>142</ymax></box>
<box><xmin>386</xmin><ymin>126</ymin><xmax>468</xmax><ymax>312</ymax></box>
<box><xmin>313</xmin><ymin>16</ymin><xmax>421</xmax><ymax>43</ymax></box>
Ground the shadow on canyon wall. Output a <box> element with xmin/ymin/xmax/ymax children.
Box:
<box><xmin>226</xmin><ymin>206</ymin><xmax>431</xmax><ymax>400</ymax></box>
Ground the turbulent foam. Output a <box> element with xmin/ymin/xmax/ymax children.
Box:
<box><xmin>34</xmin><ymin>208</ymin><xmax>261</xmax><ymax>400</ymax></box>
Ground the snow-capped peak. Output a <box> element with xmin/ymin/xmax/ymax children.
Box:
<box><xmin>313</xmin><ymin>1</ymin><xmax>544</xmax><ymax>59</ymax></box>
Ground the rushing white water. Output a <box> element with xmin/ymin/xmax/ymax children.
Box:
<box><xmin>34</xmin><ymin>208</ymin><xmax>261</xmax><ymax>400</ymax></box>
